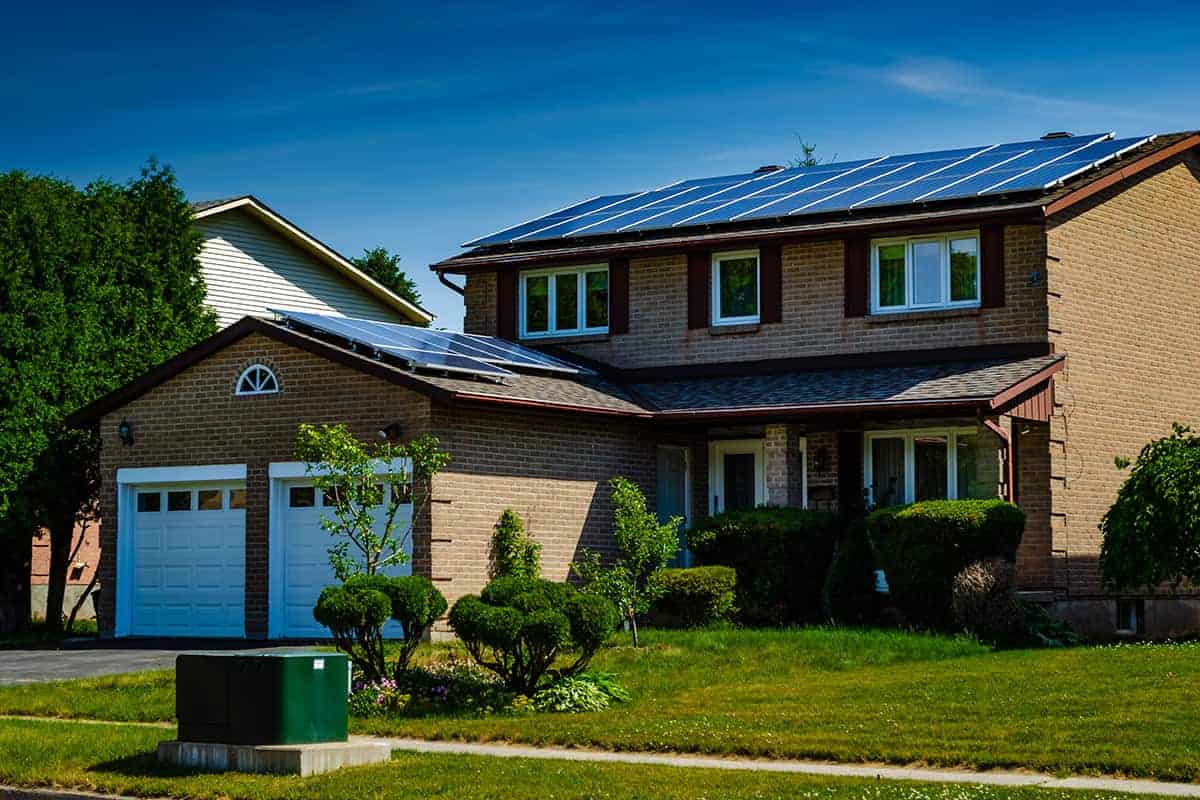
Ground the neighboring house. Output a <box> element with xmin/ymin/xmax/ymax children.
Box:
<box><xmin>33</xmin><ymin>197</ymin><xmax>432</xmax><ymax>621</ymax></box>
<box><xmin>71</xmin><ymin>131</ymin><xmax>1200</xmax><ymax>639</ymax></box>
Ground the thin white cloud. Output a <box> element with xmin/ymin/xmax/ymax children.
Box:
<box><xmin>833</xmin><ymin>57</ymin><xmax>1156</xmax><ymax>122</ymax></box>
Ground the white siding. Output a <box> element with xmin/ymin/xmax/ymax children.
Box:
<box><xmin>197</xmin><ymin>209</ymin><xmax>403</xmax><ymax>327</ymax></box>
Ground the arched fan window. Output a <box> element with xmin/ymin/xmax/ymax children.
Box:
<box><xmin>235</xmin><ymin>364</ymin><xmax>279</xmax><ymax>396</ymax></box>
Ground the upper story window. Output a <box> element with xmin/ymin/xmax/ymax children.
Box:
<box><xmin>871</xmin><ymin>232</ymin><xmax>980</xmax><ymax>314</ymax></box>
<box><xmin>520</xmin><ymin>264</ymin><xmax>608</xmax><ymax>339</ymax></box>
<box><xmin>235</xmin><ymin>364</ymin><xmax>278</xmax><ymax>396</ymax></box>
<box><xmin>711</xmin><ymin>249</ymin><xmax>760</xmax><ymax>326</ymax></box>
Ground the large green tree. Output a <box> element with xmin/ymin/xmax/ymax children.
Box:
<box><xmin>350</xmin><ymin>247</ymin><xmax>425</xmax><ymax>323</ymax></box>
<box><xmin>0</xmin><ymin>162</ymin><xmax>217</xmax><ymax>632</ymax></box>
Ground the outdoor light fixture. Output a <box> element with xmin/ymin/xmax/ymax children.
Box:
<box><xmin>377</xmin><ymin>422</ymin><xmax>403</xmax><ymax>441</ymax></box>
<box><xmin>117</xmin><ymin>419</ymin><xmax>134</xmax><ymax>446</ymax></box>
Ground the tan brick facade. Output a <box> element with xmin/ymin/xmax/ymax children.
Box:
<box><xmin>1044</xmin><ymin>152</ymin><xmax>1200</xmax><ymax>636</ymax></box>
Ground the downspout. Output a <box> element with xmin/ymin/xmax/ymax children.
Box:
<box><xmin>980</xmin><ymin>417</ymin><xmax>1015</xmax><ymax>503</ymax></box>
<box><xmin>437</xmin><ymin>271</ymin><xmax>465</xmax><ymax>296</ymax></box>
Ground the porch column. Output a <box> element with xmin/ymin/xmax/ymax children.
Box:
<box><xmin>765</xmin><ymin>424</ymin><xmax>805</xmax><ymax>507</ymax></box>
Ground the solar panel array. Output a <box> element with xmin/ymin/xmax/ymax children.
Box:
<box><xmin>466</xmin><ymin>132</ymin><xmax>1153</xmax><ymax>247</ymax></box>
<box><xmin>272</xmin><ymin>309</ymin><xmax>586</xmax><ymax>380</ymax></box>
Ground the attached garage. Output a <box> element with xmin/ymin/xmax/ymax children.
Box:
<box><xmin>114</xmin><ymin>465</ymin><xmax>247</xmax><ymax>638</ymax></box>
<box><xmin>268</xmin><ymin>462</ymin><xmax>412</xmax><ymax>640</ymax></box>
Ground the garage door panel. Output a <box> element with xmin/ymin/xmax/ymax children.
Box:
<box><xmin>129</xmin><ymin>484</ymin><xmax>245</xmax><ymax>638</ymax></box>
<box><xmin>278</xmin><ymin>481</ymin><xmax>411</xmax><ymax>639</ymax></box>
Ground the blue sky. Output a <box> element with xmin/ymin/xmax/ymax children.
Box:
<box><xmin>5</xmin><ymin>1</ymin><xmax>1198</xmax><ymax>328</ymax></box>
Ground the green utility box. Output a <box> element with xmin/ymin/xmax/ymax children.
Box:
<box><xmin>176</xmin><ymin>652</ymin><xmax>348</xmax><ymax>745</ymax></box>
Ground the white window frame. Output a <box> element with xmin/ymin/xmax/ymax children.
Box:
<box><xmin>235</xmin><ymin>364</ymin><xmax>279</xmax><ymax>396</ymax></box>
<box><xmin>518</xmin><ymin>264</ymin><xmax>609</xmax><ymax>339</ymax></box>
<box><xmin>708</xmin><ymin>438</ymin><xmax>769</xmax><ymax>513</ymax></box>
<box><xmin>711</xmin><ymin>249</ymin><xmax>761</xmax><ymax>326</ymax></box>
<box><xmin>862</xmin><ymin>427</ymin><xmax>981</xmax><ymax>506</ymax></box>
<box><xmin>870</xmin><ymin>231</ymin><xmax>981</xmax><ymax>314</ymax></box>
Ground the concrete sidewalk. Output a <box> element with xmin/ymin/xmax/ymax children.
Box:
<box><xmin>382</xmin><ymin>737</ymin><xmax>1200</xmax><ymax>797</ymax></box>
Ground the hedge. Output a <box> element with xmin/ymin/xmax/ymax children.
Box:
<box><xmin>686</xmin><ymin>507</ymin><xmax>841</xmax><ymax>624</ymax></box>
<box><xmin>867</xmin><ymin>498</ymin><xmax>1025</xmax><ymax>630</ymax></box>
<box><xmin>649</xmin><ymin>566</ymin><xmax>737</xmax><ymax>627</ymax></box>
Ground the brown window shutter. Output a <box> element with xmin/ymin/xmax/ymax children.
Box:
<box><xmin>687</xmin><ymin>251</ymin><xmax>710</xmax><ymax>329</ymax></box>
<box><xmin>980</xmin><ymin>224</ymin><xmax>1006</xmax><ymax>308</ymax></box>
<box><xmin>496</xmin><ymin>270</ymin><xmax>517</xmax><ymax>340</ymax></box>
<box><xmin>837</xmin><ymin>430</ymin><xmax>864</xmax><ymax>515</ymax></box>
<box><xmin>759</xmin><ymin>244</ymin><xmax>783</xmax><ymax>324</ymax></box>
<box><xmin>609</xmin><ymin>257</ymin><xmax>630</xmax><ymax>334</ymax></box>
<box><xmin>844</xmin><ymin>237</ymin><xmax>869</xmax><ymax>317</ymax></box>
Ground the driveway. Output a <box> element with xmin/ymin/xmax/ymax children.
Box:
<box><xmin>0</xmin><ymin>639</ymin><xmax>321</xmax><ymax>685</ymax></box>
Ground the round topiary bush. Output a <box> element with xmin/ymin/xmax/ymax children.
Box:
<box><xmin>449</xmin><ymin>576</ymin><xmax>618</xmax><ymax>695</ymax></box>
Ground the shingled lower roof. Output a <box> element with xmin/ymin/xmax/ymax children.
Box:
<box><xmin>628</xmin><ymin>355</ymin><xmax>1064</xmax><ymax>418</ymax></box>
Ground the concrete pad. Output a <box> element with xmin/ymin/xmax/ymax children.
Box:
<box><xmin>157</xmin><ymin>737</ymin><xmax>392</xmax><ymax>777</ymax></box>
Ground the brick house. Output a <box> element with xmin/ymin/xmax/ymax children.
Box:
<box><xmin>73</xmin><ymin>131</ymin><xmax>1200</xmax><ymax>639</ymax></box>
<box><xmin>36</xmin><ymin>196</ymin><xmax>430</xmax><ymax>622</ymax></box>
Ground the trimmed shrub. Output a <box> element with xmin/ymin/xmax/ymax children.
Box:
<box><xmin>649</xmin><ymin>566</ymin><xmax>737</xmax><ymax>627</ymax></box>
<box><xmin>822</xmin><ymin>518</ymin><xmax>880</xmax><ymax>625</ymax></box>
<box><xmin>489</xmin><ymin>508</ymin><xmax>542</xmax><ymax>580</ymax></box>
<box><xmin>449</xmin><ymin>576</ymin><xmax>618</xmax><ymax>695</ymax></box>
<box><xmin>313</xmin><ymin>574</ymin><xmax>447</xmax><ymax>680</ymax></box>
<box><xmin>868</xmin><ymin>499</ymin><xmax>1025</xmax><ymax>630</ymax></box>
<box><xmin>686</xmin><ymin>507</ymin><xmax>841</xmax><ymax>624</ymax></box>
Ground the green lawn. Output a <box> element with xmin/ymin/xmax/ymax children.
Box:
<box><xmin>0</xmin><ymin>718</ymin><xmax>1178</xmax><ymax>800</ymax></box>
<box><xmin>2</xmin><ymin>628</ymin><xmax>1198</xmax><ymax>781</ymax></box>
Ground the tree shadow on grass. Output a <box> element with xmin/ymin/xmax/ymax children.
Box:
<box><xmin>87</xmin><ymin>751</ymin><xmax>226</xmax><ymax>779</ymax></box>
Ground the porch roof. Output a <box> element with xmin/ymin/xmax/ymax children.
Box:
<box><xmin>628</xmin><ymin>354</ymin><xmax>1064</xmax><ymax>419</ymax></box>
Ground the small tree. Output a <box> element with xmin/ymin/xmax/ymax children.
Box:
<box><xmin>572</xmin><ymin>477</ymin><xmax>680</xmax><ymax>647</ymax></box>
<box><xmin>294</xmin><ymin>423</ymin><xmax>450</xmax><ymax>579</ymax></box>
<box><xmin>489</xmin><ymin>509</ymin><xmax>542</xmax><ymax>579</ymax></box>
<box><xmin>350</xmin><ymin>247</ymin><xmax>425</xmax><ymax>320</ymax></box>
<box><xmin>448</xmin><ymin>576</ymin><xmax>617</xmax><ymax>695</ymax></box>
<box><xmin>1101</xmin><ymin>424</ymin><xmax>1200</xmax><ymax>591</ymax></box>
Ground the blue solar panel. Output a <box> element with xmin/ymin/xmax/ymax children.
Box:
<box><xmin>271</xmin><ymin>310</ymin><xmax>586</xmax><ymax>379</ymax></box>
<box><xmin>464</xmin><ymin>132</ymin><xmax>1153</xmax><ymax>245</ymax></box>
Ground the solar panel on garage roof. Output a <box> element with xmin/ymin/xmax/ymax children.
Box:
<box><xmin>271</xmin><ymin>309</ymin><xmax>587</xmax><ymax>380</ymax></box>
<box><xmin>463</xmin><ymin>132</ymin><xmax>1153</xmax><ymax>247</ymax></box>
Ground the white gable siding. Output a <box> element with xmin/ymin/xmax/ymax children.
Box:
<box><xmin>197</xmin><ymin>209</ymin><xmax>402</xmax><ymax>327</ymax></box>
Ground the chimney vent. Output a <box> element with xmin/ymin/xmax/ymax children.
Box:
<box><xmin>755</xmin><ymin>164</ymin><xmax>783</xmax><ymax>173</ymax></box>
<box><xmin>1041</xmin><ymin>131</ymin><xmax>1074</xmax><ymax>140</ymax></box>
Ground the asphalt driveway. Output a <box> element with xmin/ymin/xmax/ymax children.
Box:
<box><xmin>0</xmin><ymin>640</ymin><xmax>320</xmax><ymax>685</ymax></box>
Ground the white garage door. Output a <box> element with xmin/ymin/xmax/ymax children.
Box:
<box><xmin>130</xmin><ymin>484</ymin><xmax>246</xmax><ymax>637</ymax></box>
<box><xmin>277</xmin><ymin>482</ymin><xmax>411</xmax><ymax>639</ymax></box>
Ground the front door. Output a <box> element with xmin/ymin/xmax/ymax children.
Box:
<box><xmin>709</xmin><ymin>439</ymin><xmax>766</xmax><ymax>514</ymax></box>
<box><xmin>657</xmin><ymin>446</ymin><xmax>691</xmax><ymax>566</ymax></box>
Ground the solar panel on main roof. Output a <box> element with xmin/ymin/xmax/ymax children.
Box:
<box><xmin>271</xmin><ymin>309</ymin><xmax>586</xmax><ymax>380</ymax></box>
<box><xmin>463</xmin><ymin>132</ymin><xmax>1153</xmax><ymax>247</ymax></box>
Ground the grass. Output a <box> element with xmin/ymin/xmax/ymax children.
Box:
<box><xmin>2</xmin><ymin>627</ymin><xmax>1198</xmax><ymax>781</ymax></box>
<box><xmin>0</xmin><ymin>617</ymin><xmax>98</xmax><ymax>649</ymax></box>
<box><xmin>0</xmin><ymin>717</ymin><xmax>1180</xmax><ymax>800</ymax></box>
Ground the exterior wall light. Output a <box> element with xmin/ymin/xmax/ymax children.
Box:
<box><xmin>377</xmin><ymin>422</ymin><xmax>403</xmax><ymax>442</ymax></box>
<box><xmin>117</xmin><ymin>419</ymin><xmax>134</xmax><ymax>446</ymax></box>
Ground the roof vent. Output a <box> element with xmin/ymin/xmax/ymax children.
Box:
<box><xmin>1041</xmin><ymin>131</ymin><xmax>1074</xmax><ymax>140</ymax></box>
<box><xmin>754</xmin><ymin>164</ymin><xmax>783</xmax><ymax>173</ymax></box>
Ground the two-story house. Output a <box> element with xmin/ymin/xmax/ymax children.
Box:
<box><xmin>34</xmin><ymin>196</ymin><xmax>432</xmax><ymax>622</ymax></box>
<box><xmin>72</xmin><ymin>131</ymin><xmax>1200</xmax><ymax>639</ymax></box>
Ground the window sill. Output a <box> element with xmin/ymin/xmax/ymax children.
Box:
<box><xmin>520</xmin><ymin>332</ymin><xmax>610</xmax><ymax>345</ymax></box>
<box><xmin>708</xmin><ymin>323</ymin><xmax>761</xmax><ymax>336</ymax></box>
<box><xmin>865</xmin><ymin>306</ymin><xmax>982</xmax><ymax>325</ymax></box>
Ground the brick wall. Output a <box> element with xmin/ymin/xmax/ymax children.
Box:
<box><xmin>96</xmin><ymin>333</ymin><xmax>433</xmax><ymax>636</ymax></box>
<box><xmin>1046</xmin><ymin>152</ymin><xmax>1200</xmax><ymax>627</ymax></box>
<box><xmin>463</xmin><ymin>226</ymin><xmax>1049</xmax><ymax>368</ymax></box>
<box><xmin>428</xmin><ymin>404</ymin><xmax>656</xmax><ymax>611</ymax></box>
<box><xmin>1015</xmin><ymin>422</ymin><xmax>1052</xmax><ymax>590</ymax></box>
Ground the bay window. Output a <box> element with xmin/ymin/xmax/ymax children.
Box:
<box><xmin>871</xmin><ymin>232</ymin><xmax>980</xmax><ymax>313</ymax></box>
<box><xmin>864</xmin><ymin>427</ymin><xmax>997</xmax><ymax>507</ymax></box>
<box><xmin>711</xmin><ymin>249</ymin><xmax>760</xmax><ymax>325</ymax></box>
<box><xmin>520</xmin><ymin>264</ymin><xmax>609</xmax><ymax>338</ymax></box>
